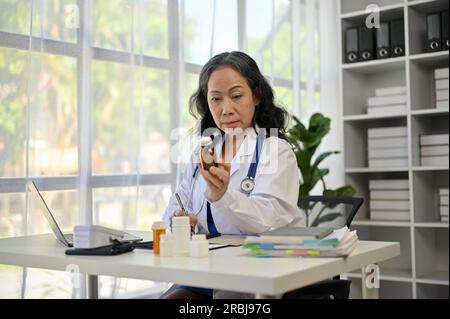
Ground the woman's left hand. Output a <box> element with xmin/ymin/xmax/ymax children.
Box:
<box><xmin>199</xmin><ymin>163</ymin><xmax>231</xmax><ymax>202</ymax></box>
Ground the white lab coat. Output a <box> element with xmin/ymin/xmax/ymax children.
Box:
<box><xmin>162</xmin><ymin>128</ymin><xmax>304</xmax><ymax>235</ymax></box>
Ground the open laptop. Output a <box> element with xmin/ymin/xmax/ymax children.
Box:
<box><xmin>27</xmin><ymin>181</ymin><xmax>142</xmax><ymax>247</ymax></box>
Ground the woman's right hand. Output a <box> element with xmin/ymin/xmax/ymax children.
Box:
<box><xmin>170</xmin><ymin>210</ymin><xmax>198</xmax><ymax>232</ymax></box>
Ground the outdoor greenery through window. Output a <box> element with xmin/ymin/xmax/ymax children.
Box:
<box><xmin>0</xmin><ymin>0</ymin><xmax>322</xmax><ymax>298</ymax></box>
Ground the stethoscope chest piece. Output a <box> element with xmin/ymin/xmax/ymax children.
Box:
<box><xmin>240</xmin><ymin>177</ymin><xmax>255</xmax><ymax>193</ymax></box>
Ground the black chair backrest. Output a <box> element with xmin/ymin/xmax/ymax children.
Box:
<box><xmin>297</xmin><ymin>196</ymin><xmax>364</xmax><ymax>228</ymax></box>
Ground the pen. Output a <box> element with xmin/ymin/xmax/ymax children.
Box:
<box><xmin>174</xmin><ymin>193</ymin><xmax>186</xmax><ymax>214</ymax></box>
<box><xmin>174</xmin><ymin>192</ymin><xmax>194</xmax><ymax>234</ymax></box>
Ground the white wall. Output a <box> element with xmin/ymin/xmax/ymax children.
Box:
<box><xmin>318</xmin><ymin>0</ymin><xmax>345</xmax><ymax>190</ymax></box>
<box><xmin>319</xmin><ymin>0</ymin><xmax>345</xmax><ymax>188</ymax></box>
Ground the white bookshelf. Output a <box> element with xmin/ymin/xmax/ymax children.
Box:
<box><xmin>339</xmin><ymin>0</ymin><xmax>449</xmax><ymax>299</ymax></box>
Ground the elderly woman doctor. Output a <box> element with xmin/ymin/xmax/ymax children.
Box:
<box><xmin>161</xmin><ymin>51</ymin><xmax>303</xmax><ymax>299</ymax></box>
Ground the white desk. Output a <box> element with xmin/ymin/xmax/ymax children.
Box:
<box><xmin>0</xmin><ymin>232</ymin><xmax>399</xmax><ymax>299</ymax></box>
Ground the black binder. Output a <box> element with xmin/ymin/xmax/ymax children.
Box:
<box><xmin>345</xmin><ymin>27</ymin><xmax>359</xmax><ymax>63</ymax></box>
<box><xmin>442</xmin><ymin>10</ymin><xmax>449</xmax><ymax>50</ymax></box>
<box><xmin>390</xmin><ymin>19</ymin><xmax>405</xmax><ymax>57</ymax></box>
<box><xmin>427</xmin><ymin>12</ymin><xmax>442</xmax><ymax>52</ymax></box>
<box><xmin>376</xmin><ymin>22</ymin><xmax>391</xmax><ymax>59</ymax></box>
<box><xmin>359</xmin><ymin>25</ymin><xmax>375</xmax><ymax>61</ymax></box>
<box><xmin>65</xmin><ymin>241</ymin><xmax>135</xmax><ymax>256</ymax></box>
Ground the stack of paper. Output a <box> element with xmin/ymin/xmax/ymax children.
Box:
<box><xmin>435</xmin><ymin>68</ymin><xmax>449</xmax><ymax>109</ymax></box>
<box><xmin>369</xmin><ymin>179</ymin><xmax>410</xmax><ymax>221</ymax></box>
<box><xmin>440</xmin><ymin>189</ymin><xmax>449</xmax><ymax>223</ymax></box>
<box><xmin>243</xmin><ymin>227</ymin><xmax>358</xmax><ymax>257</ymax></box>
<box><xmin>368</xmin><ymin>126</ymin><xmax>408</xmax><ymax>167</ymax></box>
<box><xmin>366</xmin><ymin>86</ymin><xmax>407</xmax><ymax>115</ymax></box>
<box><xmin>420</xmin><ymin>134</ymin><xmax>449</xmax><ymax>166</ymax></box>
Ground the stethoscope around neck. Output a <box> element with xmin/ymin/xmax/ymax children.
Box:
<box><xmin>186</xmin><ymin>131</ymin><xmax>265</xmax><ymax>214</ymax></box>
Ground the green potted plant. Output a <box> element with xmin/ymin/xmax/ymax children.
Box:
<box><xmin>287</xmin><ymin>113</ymin><xmax>356</xmax><ymax>227</ymax></box>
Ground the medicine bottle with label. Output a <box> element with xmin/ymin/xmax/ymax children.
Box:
<box><xmin>159</xmin><ymin>233</ymin><xmax>174</xmax><ymax>257</ymax></box>
<box><xmin>200</xmin><ymin>136</ymin><xmax>217</xmax><ymax>171</ymax></box>
<box><xmin>172</xmin><ymin>216</ymin><xmax>190</xmax><ymax>256</ymax></box>
<box><xmin>190</xmin><ymin>234</ymin><xmax>209</xmax><ymax>258</ymax></box>
<box><xmin>152</xmin><ymin>221</ymin><xmax>166</xmax><ymax>255</ymax></box>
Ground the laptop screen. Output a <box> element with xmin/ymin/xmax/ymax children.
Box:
<box><xmin>27</xmin><ymin>181</ymin><xmax>71</xmax><ymax>246</ymax></box>
<box><xmin>27</xmin><ymin>181</ymin><xmax>143</xmax><ymax>246</ymax></box>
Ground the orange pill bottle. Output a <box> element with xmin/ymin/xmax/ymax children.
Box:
<box><xmin>152</xmin><ymin>221</ymin><xmax>166</xmax><ymax>255</ymax></box>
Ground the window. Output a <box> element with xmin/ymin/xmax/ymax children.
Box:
<box><xmin>0</xmin><ymin>0</ymin><xmax>322</xmax><ymax>298</ymax></box>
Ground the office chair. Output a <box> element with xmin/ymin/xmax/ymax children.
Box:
<box><xmin>282</xmin><ymin>195</ymin><xmax>363</xmax><ymax>299</ymax></box>
<box><xmin>298</xmin><ymin>195</ymin><xmax>363</xmax><ymax>228</ymax></box>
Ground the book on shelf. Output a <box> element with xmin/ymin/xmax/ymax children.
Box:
<box><xmin>375</xmin><ymin>86</ymin><xmax>407</xmax><ymax>97</ymax></box>
<box><xmin>367</xmin><ymin>104</ymin><xmax>407</xmax><ymax>115</ymax></box>
<box><xmin>441</xmin><ymin>206</ymin><xmax>449</xmax><ymax>217</ymax></box>
<box><xmin>426</xmin><ymin>13</ymin><xmax>441</xmax><ymax>52</ymax></box>
<box><xmin>367</xmin><ymin>94</ymin><xmax>407</xmax><ymax>107</ymax></box>
<box><xmin>369</xmin><ymin>148</ymin><xmax>408</xmax><ymax>158</ymax></box>
<box><xmin>443</xmin><ymin>10</ymin><xmax>449</xmax><ymax>50</ymax></box>
<box><xmin>420</xmin><ymin>145</ymin><xmax>449</xmax><ymax>156</ymax></box>
<box><xmin>436</xmin><ymin>100</ymin><xmax>449</xmax><ymax>109</ymax></box>
<box><xmin>371</xmin><ymin>190</ymin><xmax>410</xmax><ymax>200</ymax></box>
<box><xmin>368</xmin><ymin>158</ymin><xmax>408</xmax><ymax>167</ymax></box>
<box><xmin>370</xmin><ymin>200</ymin><xmax>410</xmax><ymax>211</ymax></box>
<box><xmin>370</xmin><ymin>211</ymin><xmax>410</xmax><ymax>221</ymax></box>
<box><xmin>435</xmin><ymin>79</ymin><xmax>449</xmax><ymax>90</ymax></box>
<box><xmin>435</xmin><ymin>67</ymin><xmax>449</xmax><ymax>80</ymax></box>
<box><xmin>368</xmin><ymin>126</ymin><xmax>407</xmax><ymax>139</ymax></box>
<box><xmin>369</xmin><ymin>179</ymin><xmax>409</xmax><ymax>190</ymax></box>
<box><xmin>420</xmin><ymin>156</ymin><xmax>449</xmax><ymax>166</ymax></box>
<box><xmin>391</xmin><ymin>17</ymin><xmax>404</xmax><ymax>56</ymax></box>
<box><xmin>359</xmin><ymin>25</ymin><xmax>375</xmax><ymax>62</ymax></box>
<box><xmin>420</xmin><ymin>134</ymin><xmax>449</xmax><ymax>146</ymax></box>
<box><xmin>368</xmin><ymin>136</ymin><xmax>408</xmax><ymax>149</ymax></box>
<box><xmin>436</xmin><ymin>89</ymin><xmax>449</xmax><ymax>101</ymax></box>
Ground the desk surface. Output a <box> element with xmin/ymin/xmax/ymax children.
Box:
<box><xmin>0</xmin><ymin>232</ymin><xmax>400</xmax><ymax>295</ymax></box>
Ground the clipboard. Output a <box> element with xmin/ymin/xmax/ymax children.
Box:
<box><xmin>208</xmin><ymin>235</ymin><xmax>246</xmax><ymax>246</ymax></box>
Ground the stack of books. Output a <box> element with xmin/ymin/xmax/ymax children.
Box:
<box><xmin>440</xmin><ymin>189</ymin><xmax>449</xmax><ymax>223</ymax></box>
<box><xmin>366</xmin><ymin>86</ymin><xmax>407</xmax><ymax>115</ymax></box>
<box><xmin>368</xmin><ymin>126</ymin><xmax>408</xmax><ymax>168</ymax></box>
<box><xmin>369</xmin><ymin>179</ymin><xmax>410</xmax><ymax>221</ymax></box>
<box><xmin>243</xmin><ymin>226</ymin><xmax>358</xmax><ymax>257</ymax></box>
<box><xmin>435</xmin><ymin>67</ymin><xmax>449</xmax><ymax>109</ymax></box>
<box><xmin>420</xmin><ymin>134</ymin><xmax>449</xmax><ymax>166</ymax></box>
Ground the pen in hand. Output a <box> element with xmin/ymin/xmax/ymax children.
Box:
<box><xmin>174</xmin><ymin>193</ymin><xmax>187</xmax><ymax>214</ymax></box>
<box><xmin>174</xmin><ymin>193</ymin><xmax>194</xmax><ymax>234</ymax></box>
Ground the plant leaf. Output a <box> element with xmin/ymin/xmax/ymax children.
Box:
<box><xmin>323</xmin><ymin>186</ymin><xmax>356</xmax><ymax>197</ymax></box>
<box><xmin>303</xmin><ymin>113</ymin><xmax>331</xmax><ymax>149</ymax></box>
<box><xmin>287</xmin><ymin>113</ymin><xmax>357</xmax><ymax>202</ymax></box>
<box><xmin>311</xmin><ymin>151</ymin><xmax>340</xmax><ymax>172</ymax></box>
<box><xmin>311</xmin><ymin>168</ymin><xmax>329</xmax><ymax>187</ymax></box>
<box><xmin>321</xmin><ymin>186</ymin><xmax>357</xmax><ymax>208</ymax></box>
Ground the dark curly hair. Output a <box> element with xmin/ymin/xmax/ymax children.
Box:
<box><xmin>189</xmin><ymin>51</ymin><xmax>289</xmax><ymax>140</ymax></box>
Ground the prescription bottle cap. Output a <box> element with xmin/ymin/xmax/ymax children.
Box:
<box><xmin>172</xmin><ymin>216</ymin><xmax>190</xmax><ymax>226</ymax></box>
<box><xmin>192</xmin><ymin>234</ymin><xmax>207</xmax><ymax>241</ymax></box>
<box><xmin>152</xmin><ymin>221</ymin><xmax>166</xmax><ymax>229</ymax></box>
